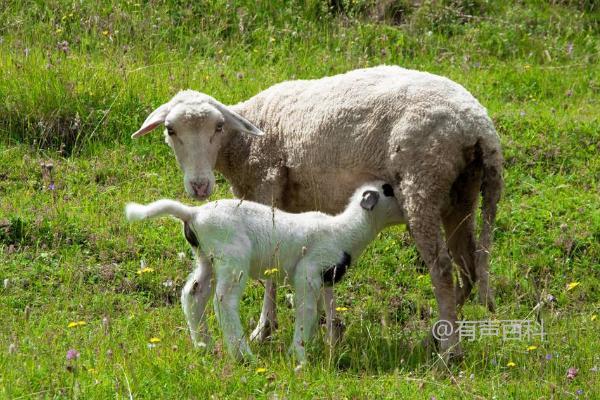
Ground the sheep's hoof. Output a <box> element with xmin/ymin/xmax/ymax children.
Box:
<box><xmin>422</xmin><ymin>331</ymin><xmax>464</xmax><ymax>364</ymax></box>
<box><xmin>325</xmin><ymin>318</ymin><xmax>346</xmax><ymax>347</ymax></box>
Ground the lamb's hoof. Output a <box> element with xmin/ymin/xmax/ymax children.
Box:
<box><xmin>192</xmin><ymin>340</ymin><xmax>212</xmax><ymax>352</ymax></box>
<box><xmin>249</xmin><ymin>320</ymin><xmax>278</xmax><ymax>343</ymax></box>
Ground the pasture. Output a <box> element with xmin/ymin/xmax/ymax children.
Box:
<box><xmin>1</xmin><ymin>1</ymin><xmax>599</xmax><ymax>398</ymax></box>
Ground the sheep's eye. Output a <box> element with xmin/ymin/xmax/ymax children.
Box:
<box><xmin>215</xmin><ymin>122</ymin><xmax>224</xmax><ymax>133</ymax></box>
<box><xmin>166</xmin><ymin>127</ymin><xmax>176</xmax><ymax>136</ymax></box>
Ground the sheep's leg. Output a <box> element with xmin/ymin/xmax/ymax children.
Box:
<box><xmin>291</xmin><ymin>266</ymin><xmax>322</xmax><ymax>363</ymax></box>
<box><xmin>443</xmin><ymin>208</ymin><xmax>477</xmax><ymax>309</ymax></box>
<box><xmin>319</xmin><ymin>286</ymin><xmax>344</xmax><ymax>346</ymax></box>
<box><xmin>249</xmin><ymin>279</ymin><xmax>278</xmax><ymax>342</ymax></box>
<box><xmin>213</xmin><ymin>263</ymin><xmax>254</xmax><ymax>362</ymax></box>
<box><xmin>400</xmin><ymin>180</ymin><xmax>462</xmax><ymax>360</ymax></box>
<box><xmin>181</xmin><ymin>257</ymin><xmax>214</xmax><ymax>349</ymax></box>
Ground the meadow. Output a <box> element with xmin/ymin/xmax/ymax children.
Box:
<box><xmin>1</xmin><ymin>0</ymin><xmax>599</xmax><ymax>398</ymax></box>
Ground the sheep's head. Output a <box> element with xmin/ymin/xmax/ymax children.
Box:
<box><xmin>131</xmin><ymin>90</ymin><xmax>263</xmax><ymax>200</ymax></box>
<box><xmin>354</xmin><ymin>181</ymin><xmax>406</xmax><ymax>228</ymax></box>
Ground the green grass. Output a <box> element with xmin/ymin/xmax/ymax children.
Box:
<box><xmin>1</xmin><ymin>0</ymin><xmax>599</xmax><ymax>398</ymax></box>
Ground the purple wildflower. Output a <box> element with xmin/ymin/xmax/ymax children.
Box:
<box><xmin>66</xmin><ymin>349</ymin><xmax>80</xmax><ymax>361</ymax></box>
<box><xmin>576</xmin><ymin>389</ymin><xmax>583</xmax><ymax>396</ymax></box>
<box><xmin>545</xmin><ymin>353</ymin><xmax>552</xmax><ymax>360</ymax></box>
<box><xmin>567</xmin><ymin>367</ymin><xmax>578</xmax><ymax>380</ymax></box>
<box><xmin>49</xmin><ymin>183</ymin><xmax>55</xmax><ymax>190</ymax></box>
<box><xmin>566</xmin><ymin>43</ymin><xmax>574</xmax><ymax>55</ymax></box>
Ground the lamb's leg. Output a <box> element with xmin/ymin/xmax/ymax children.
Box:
<box><xmin>319</xmin><ymin>286</ymin><xmax>344</xmax><ymax>346</ymax></box>
<box><xmin>249</xmin><ymin>279</ymin><xmax>278</xmax><ymax>342</ymax></box>
<box><xmin>291</xmin><ymin>266</ymin><xmax>321</xmax><ymax>363</ymax></box>
<box><xmin>181</xmin><ymin>257</ymin><xmax>213</xmax><ymax>348</ymax></box>
<box><xmin>213</xmin><ymin>263</ymin><xmax>254</xmax><ymax>362</ymax></box>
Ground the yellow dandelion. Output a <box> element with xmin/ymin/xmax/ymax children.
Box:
<box><xmin>149</xmin><ymin>337</ymin><xmax>161</xmax><ymax>344</ymax></box>
<box><xmin>527</xmin><ymin>345</ymin><xmax>537</xmax><ymax>351</ymax></box>
<box><xmin>591</xmin><ymin>314</ymin><xmax>597</xmax><ymax>321</ymax></box>
<box><xmin>102</xmin><ymin>30</ymin><xmax>109</xmax><ymax>36</ymax></box>
<box><xmin>255</xmin><ymin>367</ymin><xmax>267</xmax><ymax>373</ymax></box>
<box><xmin>137</xmin><ymin>267</ymin><xmax>155</xmax><ymax>275</ymax></box>
<box><xmin>68</xmin><ymin>321</ymin><xmax>87</xmax><ymax>328</ymax></box>
<box><xmin>335</xmin><ymin>307</ymin><xmax>348</xmax><ymax>312</ymax></box>
<box><xmin>566</xmin><ymin>282</ymin><xmax>580</xmax><ymax>291</ymax></box>
<box><xmin>507</xmin><ymin>361</ymin><xmax>516</xmax><ymax>367</ymax></box>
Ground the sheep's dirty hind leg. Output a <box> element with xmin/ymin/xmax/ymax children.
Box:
<box><xmin>213</xmin><ymin>264</ymin><xmax>254</xmax><ymax>362</ymax></box>
<box><xmin>181</xmin><ymin>258</ymin><xmax>213</xmax><ymax>349</ymax></box>
<box><xmin>442</xmin><ymin>208</ymin><xmax>477</xmax><ymax>309</ymax></box>
<box><xmin>250</xmin><ymin>279</ymin><xmax>278</xmax><ymax>342</ymax></box>
<box><xmin>409</xmin><ymin>208</ymin><xmax>463</xmax><ymax>361</ymax></box>
<box><xmin>291</xmin><ymin>267</ymin><xmax>322</xmax><ymax>363</ymax></box>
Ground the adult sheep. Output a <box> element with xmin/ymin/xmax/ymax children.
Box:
<box><xmin>131</xmin><ymin>65</ymin><xmax>503</xmax><ymax>358</ymax></box>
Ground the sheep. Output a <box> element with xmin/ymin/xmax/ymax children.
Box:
<box><xmin>125</xmin><ymin>181</ymin><xmax>406</xmax><ymax>362</ymax></box>
<box><xmin>131</xmin><ymin>65</ymin><xmax>503</xmax><ymax>358</ymax></box>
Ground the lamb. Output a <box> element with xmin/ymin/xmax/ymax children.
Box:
<box><xmin>125</xmin><ymin>181</ymin><xmax>405</xmax><ymax>362</ymax></box>
<box><xmin>131</xmin><ymin>65</ymin><xmax>503</xmax><ymax>358</ymax></box>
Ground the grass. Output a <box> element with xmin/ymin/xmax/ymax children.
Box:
<box><xmin>1</xmin><ymin>0</ymin><xmax>599</xmax><ymax>398</ymax></box>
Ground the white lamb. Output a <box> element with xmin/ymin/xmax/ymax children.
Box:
<box><xmin>126</xmin><ymin>181</ymin><xmax>405</xmax><ymax>362</ymax></box>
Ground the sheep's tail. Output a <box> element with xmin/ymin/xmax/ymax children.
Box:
<box><xmin>125</xmin><ymin>199</ymin><xmax>195</xmax><ymax>223</ymax></box>
<box><xmin>476</xmin><ymin>135</ymin><xmax>503</xmax><ymax>312</ymax></box>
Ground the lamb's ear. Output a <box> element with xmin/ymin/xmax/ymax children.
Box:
<box><xmin>213</xmin><ymin>102</ymin><xmax>264</xmax><ymax>137</ymax></box>
<box><xmin>131</xmin><ymin>103</ymin><xmax>171</xmax><ymax>138</ymax></box>
<box><xmin>360</xmin><ymin>190</ymin><xmax>380</xmax><ymax>211</ymax></box>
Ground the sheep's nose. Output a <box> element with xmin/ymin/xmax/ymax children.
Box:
<box><xmin>191</xmin><ymin>181</ymin><xmax>210</xmax><ymax>199</ymax></box>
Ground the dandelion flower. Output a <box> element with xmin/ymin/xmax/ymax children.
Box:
<box><xmin>68</xmin><ymin>321</ymin><xmax>86</xmax><ymax>328</ymax></box>
<box><xmin>527</xmin><ymin>345</ymin><xmax>537</xmax><ymax>351</ymax></box>
<box><xmin>137</xmin><ymin>267</ymin><xmax>155</xmax><ymax>275</ymax></box>
<box><xmin>566</xmin><ymin>282</ymin><xmax>580</xmax><ymax>291</ymax></box>
<box><xmin>591</xmin><ymin>314</ymin><xmax>597</xmax><ymax>321</ymax></box>
<box><xmin>149</xmin><ymin>337</ymin><xmax>161</xmax><ymax>344</ymax></box>
<box><xmin>102</xmin><ymin>30</ymin><xmax>109</xmax><ymax>36</ymax></box>
<box><xmin>255</xmin><ymin>367</ymin><xmax>267</xmax><ymax>373</ymax></box>
<box><xmin>507</xmin><ymin>361</ymin><xmax>516</xmax><ymax>368</ymax></box>
<box><xmin>335</xmin><ymin>307</ymin><xmax>348</xmax><ymax>312</ymax></box>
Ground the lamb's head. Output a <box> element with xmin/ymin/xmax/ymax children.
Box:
<box><xmin>351</xmin><ymin>181</ymin><xmax>406</xmax><ymax>229</ymax></box>
<box><xmin>131</xmin><ymin>90</ymin><xmax>263</xmax><ymax>200</ymax></box>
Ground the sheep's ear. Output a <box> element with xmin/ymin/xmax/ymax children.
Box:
<box><xmin>360</xmin><ymin>190</ymin><xmax>380</xmax><ymax>211</ymax></box>
<box><xmin>213</xmin><ymin>102</ymin><xmax>264</xmax><ymax>137</ymax></box>
<box><xmin>131</xmin><ymin>103</ymin><xmax>171</xmax><ymax>138</ymax></box>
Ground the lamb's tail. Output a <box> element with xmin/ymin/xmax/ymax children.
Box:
<box><xmin>476</xmin><ymin>135</ymin><xmax>504</xmax><ymax>312</ymax></box>
<box><xmin>125</xmin><ymin>199</ymin><xmax>195</xmax><ymax>223</ymax></box>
